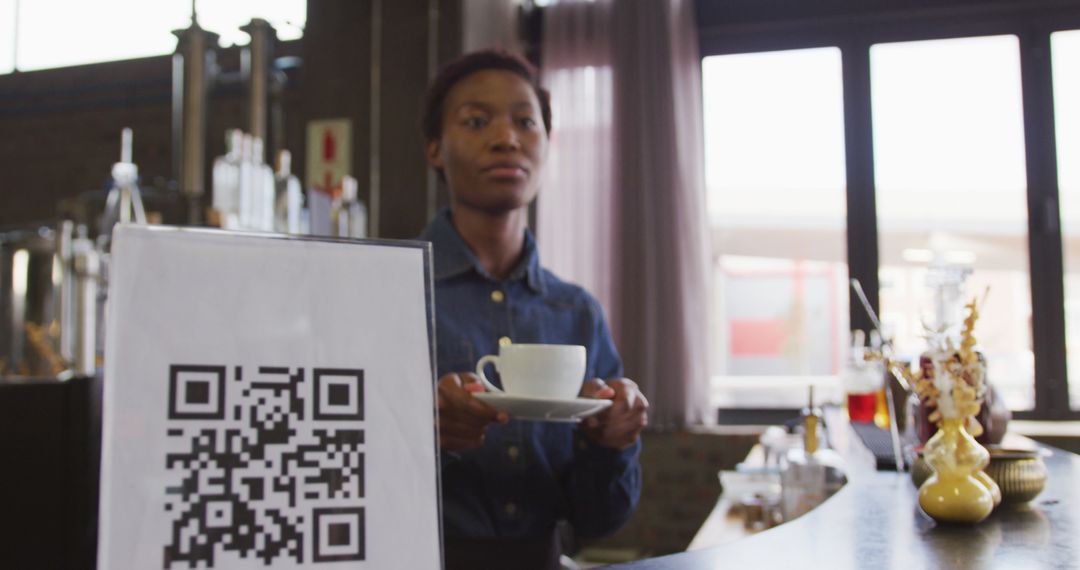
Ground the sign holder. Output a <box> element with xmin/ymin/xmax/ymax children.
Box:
<box><xmin>98</xmin><ymin>225</ymin><xmax>442</xmax><ymax>569</ymax></box>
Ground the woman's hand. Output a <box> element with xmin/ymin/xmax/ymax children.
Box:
<box><xmin>437</xmin><ymin>372</ymin><xmax>509</xmax><ymax>451</ymax></box>
<box><xmin>579</xmin><ymin>378</ymin><xmax>649</xmax><ymax>450</ymax></box>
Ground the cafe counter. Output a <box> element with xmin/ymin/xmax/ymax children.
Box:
<box><xmin>607</xmin><ymin>438</ymin><xmax>1079</xmax><ymax>569</ymax></box>
<box><xmin>5</xmin><ymin>377</ymin><xmax>1078</xmax><ymax>569</ymax></box>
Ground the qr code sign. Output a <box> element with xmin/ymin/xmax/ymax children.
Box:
<box><xmin>162</xmin><ymin>365</ymin><xmax>366</xmax><ymax>568</ymax></box>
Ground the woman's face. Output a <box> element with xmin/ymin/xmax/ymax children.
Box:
<box><xmin>426</xmin><ymin>69</ymin><xmax>548</xmax><ymax>215</ymax></box>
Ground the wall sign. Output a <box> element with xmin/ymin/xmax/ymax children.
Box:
<box><xmin>98</xmin><ymin>225</ymin><xmax>440</xmax><ymax>569</ymax></box>
<box><xmin>306</xmin><ymin>118</ymin><xmax>352</xmax><ymax>195</ymax></box>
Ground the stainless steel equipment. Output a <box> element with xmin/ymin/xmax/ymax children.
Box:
<box><xmin>2</xmin><ymin>128</ymin><xmax>143</xmax><ymax>380</ymax></box>
<box><xmin>55</xmin><ymin>220</ymin><xmax>75</xmax><ymax>366</ymax></box>
<box><xmin>171</xmin><ymin>13</ymin><xmax>287</xmax><ymax>225</ymax></box>
<box><xmin>99</xmin><ymin>128</ymin><xmax>147</xmax><ymax>251</ymax></box>
<box><xmin>1</xmin><ymin>225</ymin><xmax>59</xmax><ymax>377</ymax></box>
<box><xmin>71</xmin><ymin>236</ymin><xmax>100</xmax><ymax>377</ymax></box>
<box><xmin>172</xmin><ymin>15</ymin><xmax>219</xmax><ymax>225</ymax></box>
<box><xmin>241</xmin><ymin>18</ymin><xmax>276</xmax><ymax>153</ymax></box>
<box><xmin>1</xmin><ymin>224</ymin><xmax>103</xmax><ymax>379</ymax></box>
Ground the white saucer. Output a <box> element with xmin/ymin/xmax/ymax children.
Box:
<box><xmin>473</xmin><ymin>393</ymin><xmax>613</xmax><ymax>423</ymax></box>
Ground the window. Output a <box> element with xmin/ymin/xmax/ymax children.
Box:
<box><xmin>699</xmin><ymin>4</ymin><xmax>1080</xmax><ymax>420</ymax></box>
<box><xmin>0</xmin><ymin>0</ymin><xmax>14</xmax><ymax>73</ymax></box>
<box><xmin>0</xmin><ymin>0</ymin><xmax>305</xmax><ymax>73</ymax></box>
<box><xmin>702</xmin><ymin>48</ymin><xmax>848</xmax><ymax>408</ymax></box>
<box><xmin>1052</xmin><ymin>30</ymin><xmax>1080</xmax><ymax>410</ymax></box>
<box><xmin>870</xmin><ymin>35</ymin><xmax>1034</xmax><ymax>410</ymax></box>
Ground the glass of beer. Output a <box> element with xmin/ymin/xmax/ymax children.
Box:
<box><xmin>842</xmin><ymin>359</ymin><xmax>884</xmax><ymax>423</ymax></box>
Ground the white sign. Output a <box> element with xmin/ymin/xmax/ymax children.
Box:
<box><xmin>306</xmin><ymin>118</ymin><xmax>352</xmax><ymax>194</ymax></box>
<box><xmin>98</xmin><ymin>225</ymin><xmax>441</xmax><ymax>569</ymax></box>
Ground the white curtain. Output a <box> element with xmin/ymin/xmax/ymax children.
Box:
<box><xmin>538</xmin><ymin>0</ymin><xmax>617</xmax><ymax>318</ymax></box>
<box><xmin>538</xmin><ymin>0</ymin><xmax>712</xmax><ymax>427</ymax></box>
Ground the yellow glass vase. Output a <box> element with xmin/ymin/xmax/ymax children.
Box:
<box><xmin>918</xmin><ymin>417</ymin><xmax>996</xmax><ymax>524</ymax></box>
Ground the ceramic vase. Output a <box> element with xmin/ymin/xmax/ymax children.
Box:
<box><xmin>918</xmin><ymin>417</ymin><xmax>996</xmax><ymax>524</ymax></box>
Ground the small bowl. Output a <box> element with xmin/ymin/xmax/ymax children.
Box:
<box><xmin>985</xmin><ymin>447</ymin><xmax>1048</xmax><ymax>505</ymax></box>
<box><xmin>911</xmin><ymin>447</ymin><xmax>1048</xmax><ymax>505</ymax></box>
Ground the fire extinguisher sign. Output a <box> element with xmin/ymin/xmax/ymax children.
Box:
<box><xmin>305</xmin><ymin>119</ymin><xmax>352</xmax><ymax>194</ymax></box>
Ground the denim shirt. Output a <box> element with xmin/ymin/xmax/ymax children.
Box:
<box><xmin>420</xmin><ymin>209</ymin><xmax>642</xmax><ymax>540</ymax></box>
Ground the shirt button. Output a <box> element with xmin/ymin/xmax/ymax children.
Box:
<box><xmin>507</xmin><ymin>446</ymin><xmax>520</xmax><ymax>461</ymax></box>
<box><xmin>498</xmin><ymin>336</ymin><xmax>512</xmax><ymax>347</ymax></box>
<box><xmin>491</xmin><ymin>290</ymin><xmax>505</xmax><ymax>303</ymax></box>
<box><xmin>505</xmin><ymin>502</ymin><xmax>518</xmax><ymax>517</ymax></box>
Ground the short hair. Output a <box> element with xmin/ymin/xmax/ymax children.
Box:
<box><xmin>421</xmin><ymin>49</ymin><xmax>552</xmax><ymax>143</ymax></box>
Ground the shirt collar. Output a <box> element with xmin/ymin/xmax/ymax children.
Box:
<box><xmin>419</xmin><ymin>208</ymin><xmax>545</xmax><ymax>294</ymax></box>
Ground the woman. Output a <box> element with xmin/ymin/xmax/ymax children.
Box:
<box><xmin>418</xmin><ymin>49</ymin><xmax>649</xmax><ymax>570</ymax></box>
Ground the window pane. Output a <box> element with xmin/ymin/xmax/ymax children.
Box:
<box><xmin>5</xmin><ymin>0</ymin><xmax>305</xmax><ymax>73</ymax></box>
<box><xmin>0</xmin><ymin>0</ymin><xmax>13</xmax><ymax>73</ymax></box>
<box><xmin>871</xmin><ymin>35</ymin><xmax>1033</xmax><ymax>410</ymax></box>
<box><xmin>1052</xmin><ymin>30</ymin><xmax>1080</xmax><ymax>410</ymax></box>
<box><xmin>702</xmin><ymin>48</ymin><xmax>848</xmax><ymax>408</ymax></box>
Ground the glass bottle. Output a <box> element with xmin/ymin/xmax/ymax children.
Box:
<box><xmin>780</xmin><ymin>400</ymin><xmax>828</xmax><ymax>521</ymax></box>
<box><xmin>332</xmin><ymin>176</ymin><xmax>367</xmax><ymax>239</ymax></box>
<box><xmin>273</xmin><ymin>150</ymin><xmax>304</xmax><ymax>234</ymax></box>
<box><xmin>211</xmin><ymin>129</ymin><xmax>243</xmax><ymax>228</ymax></box>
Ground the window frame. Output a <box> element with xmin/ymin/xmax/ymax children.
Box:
<box><xmin>697</xmin><ymin>0</ymin><xmax>1080</xmax><ymax>421</ymax></box>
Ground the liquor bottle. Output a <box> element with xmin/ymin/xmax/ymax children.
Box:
<box><xmin>780</xmin><ymin>391</ymin><xmax>828</xmax><ymax>521</ymax></box>
<box><xmin>274</xmin><ymin>150</ymin><xmax>304</xmax><ymax>234</ymax></box>
<box><xmin>237</xmin><ymin>133</ymin><xmax>254</xmax><ymax>229</ymax></box>
<box><xmin>211</xmin><ymin>130</ymin><xmax>243</xmax><ymax>228</ymax></box>
<box><xmin>332</xmin><ymin>176</ymin><xmax>367</xmax><ymax>238</ymax></box>
<box><xmin>252</xmin><ymin>137</ymin><xmax>276</xmax><ymax>231</ymax></box>
<box><xmin>915</xmin><ymin>349</ymin><xmax>1000</xmax><ymax>445</ymax></box>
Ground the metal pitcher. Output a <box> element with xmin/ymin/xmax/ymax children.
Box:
<box><xmin>1</xmin><ymin>222</ymin><xmax>100</xmax><ymax>379</ymax></box>
<box><xmin>1</xmin><ymin>225</ymin><xmax>61</xmax><ymax>377</ymax></box>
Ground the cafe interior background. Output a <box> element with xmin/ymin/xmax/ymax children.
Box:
<box><xmin>3</xmin><ymin>0</ymin><xmax>1080</xmax><ymax>566</ymax></box>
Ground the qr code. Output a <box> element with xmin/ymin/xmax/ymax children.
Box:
<box><xmin>162</xmin><ymin>364</ymin><xmax>366</xmax><ymax>568</ymax></box>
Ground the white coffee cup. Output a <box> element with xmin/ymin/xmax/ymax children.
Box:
<box><xmin>475</xmin><ymin>344</ymin><xmax>586</xmax><ymax>399</ymax></box>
